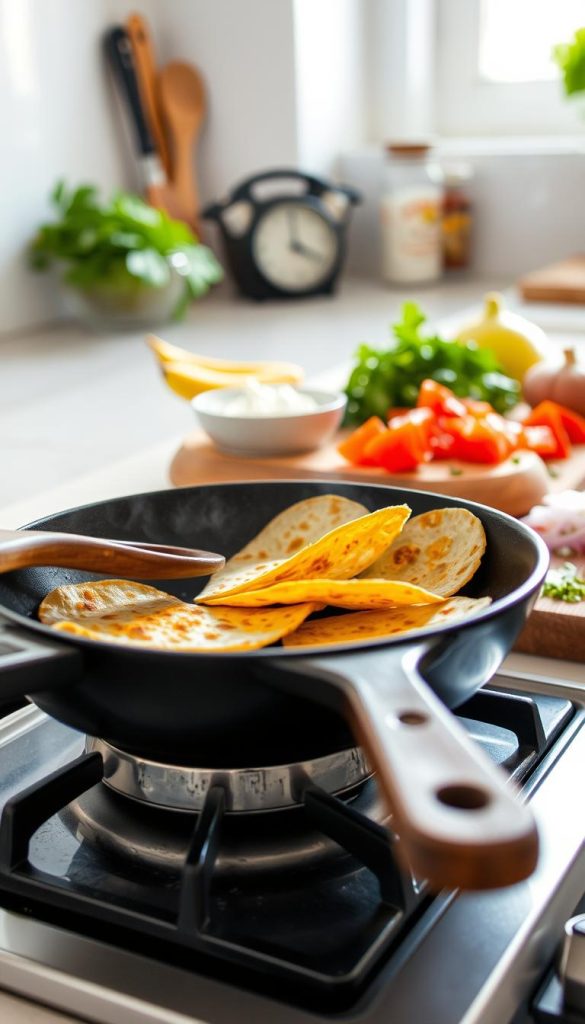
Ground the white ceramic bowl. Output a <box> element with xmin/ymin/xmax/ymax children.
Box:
<box><xmin>191</xmin><ymin>387</ymin><xmax>347</xmax><ymax>456</ymax></box>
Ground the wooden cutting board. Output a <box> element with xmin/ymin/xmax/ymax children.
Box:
<box><xmin>518</xmin><ymin>255</ymin><xmax>585</xmax><ymax>304</ymax></box>
<box><xmin>514</xmin><ymin>554</ymin><xmax>585</xmax><ymax>661</ymax></box>
<box><xmin>170</xmin><ymin>431</ymin><xmax>585</xmax><ymax>518</ymax></box>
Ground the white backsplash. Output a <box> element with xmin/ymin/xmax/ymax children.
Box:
<box><xmin>340</xmin><ymin>143</ymin><xmax>585</xmax><ymax>281</ymax></box>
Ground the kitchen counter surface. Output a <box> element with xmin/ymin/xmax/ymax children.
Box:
<box><xmin>2</xmin><ymin>275</ymin><xmax>506</xmax><ymax>509</ymax></box>
<box><xmin>1</xmin><ymin>275</ymin><xmax>584</xmax><ymax>1023</ymax></box>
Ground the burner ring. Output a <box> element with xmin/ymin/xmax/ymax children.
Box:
<box><xmin>86</xmin><ymin>738</ymin><xmax>373</xmax><ymax>813</ymax></box>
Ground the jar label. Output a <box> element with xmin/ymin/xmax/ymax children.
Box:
<box><xmin>380</xmin><ymin>186</ymin><xmax>442</xmax><ymax>283</ymax></box>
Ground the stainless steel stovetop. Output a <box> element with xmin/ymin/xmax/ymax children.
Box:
<box><xmin>0</xmin><ymin>669</ymin><xmax>583</xmax><ymax>1024</ymax></box>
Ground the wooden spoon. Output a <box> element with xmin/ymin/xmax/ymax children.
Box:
<box><xmin>158</xmin><ymin>61</ymin><xmax>207</xmax><ymax>238</ymax></box>
<box><xmin>0</xmin><ymin>530</ymin><xmax>224</xmax><ymax>579</ymax></box>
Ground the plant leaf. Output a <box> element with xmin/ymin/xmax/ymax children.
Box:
<box><xmin>125</xmin><ymin>248</ymin><xmax>170</xmax><ymax>287</ymax></box>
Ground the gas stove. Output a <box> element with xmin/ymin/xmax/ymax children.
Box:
<box><xmin>0</xmin><ymin>669</ymin><xmax>583</xmax><ymax>1024</ymax></box>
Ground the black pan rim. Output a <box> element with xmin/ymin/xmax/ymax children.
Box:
<box><xmin>5</xmin><ymin>478</ymin><xmax>550</xmax><ymax>660</ymax></box>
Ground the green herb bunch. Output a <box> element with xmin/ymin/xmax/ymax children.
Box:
<box><xmin>344</xmin><ymin>302</ymin><xmax>521</xmax><ymax>426</ymax></box>
<box><xmin>30</xmin><ymin>181</ymin><xmax>223</xmax><ymax>319</ymax></box>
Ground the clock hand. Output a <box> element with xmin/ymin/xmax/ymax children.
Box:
<box><xmin>287</xmin><ymin>207</ymin><xmax>299</xmax><ymax>247</ymax></box>
<box><xmin>291</xmin><ymin>241</ymin><xmax>325</xmax><ymax>262</ymax></box>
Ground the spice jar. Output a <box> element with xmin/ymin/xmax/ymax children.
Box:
<box><xmin>441</xmin><ymin>164</ymin><xmax>473</xmax><ymax>271</ymax></box>
<box><xmin>379</xmin><ymin>143</ymin><xmax>443</xmax><ymax>285</ymax></box>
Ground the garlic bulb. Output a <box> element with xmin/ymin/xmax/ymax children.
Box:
<box><xmin>522</xmin><ymin>348</ymin><xmax>585</xmax><ymax>416</ymax></box>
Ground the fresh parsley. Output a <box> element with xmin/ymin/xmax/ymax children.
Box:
<box><xmin>343</xmin><ymin>302</ymin><xmax>521</xmax><ymax>426</ymax></box>
<box><xmin>542</xmin><ymin>562</ymin><xmax>585</xmax><ymax>603</ymax></box>
<box><xmin>30</xmin><ymin>181</ymin><xmax>223</xmax><ymax>319</ymax></box>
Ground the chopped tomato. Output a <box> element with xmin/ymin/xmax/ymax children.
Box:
<box><xmin>340</xmin><ymin>381</ymin><xmax>576</xmax><ymax>473</ymax></box>
<box><xmin>417</xmin><ymin>379</ymin><xmax>467</xmax><ymax>418</ymax></box>
<box><xmin>337</xmin><ymin>416</ymin><xmax>387</xmax><ymax>465</ymax></box>
<box><xmin>520</xmin><ymin>425</ymin><xmax>558</xmax><ymax>458</ymax></box>
<box><xmin>550</xmin><ymin>403</ymin><xmax>585</xmax><ymax>444</ymax></box>
<box><xmin>439</xmin><ymin>415</ymin><xmax>512</xmax><ymax>464</ymax></box>
<box><xmin>461</xmin><ymin>398</ymin><xmax>493</xmax><ymax>418</ymax></box>
<box><xmin>482</xmin><ymin>411</ymin><xmax>522</xmax><ymax>452</ymax></box>
<box><xmin>363</xmin><ymin>410</ymin><xmax>431</xmax><ymax>472</ymax></box>
<box><xmin>522</xmin><ymin>401</ymin><xmax>571</xmax><ymax>460</ymax></box>
<box><xmin>386</xmin><ymin>407</ymin><xmax>411</xmax><ymax>422</ymax></box>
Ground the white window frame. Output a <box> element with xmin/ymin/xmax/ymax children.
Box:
<box><xmin>435</xmin><ymin>0</ymin><xmax>585</xmax><ymax>137</ymax></box>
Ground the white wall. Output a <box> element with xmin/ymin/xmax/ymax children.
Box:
<box><xmin>293</xmin><ymin>0</ymin><xmax>365</xmax><ymax>175</ymax></box>
<box><xmin>150</xmin><ymin>0</ymin><xmax>299</xmax><ymax>201</ymax></box>
<box><xmin>0</xmin><ymin>0</ymin><xmax>161</xmax><ymax>334</ymax></box>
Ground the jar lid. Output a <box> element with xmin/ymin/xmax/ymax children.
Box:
<box><xmin>385</xmin><ymin>142</ymin><xmax>431</xmax><ymax>158</ymax></box>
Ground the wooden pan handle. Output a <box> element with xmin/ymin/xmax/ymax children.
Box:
<box><xmin>264</xmin><ymin>645</ymin><xmax>538</xmax><ymax>891</ymax></box>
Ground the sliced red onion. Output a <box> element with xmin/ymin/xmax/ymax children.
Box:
<box><xmin>521</xmin><ymin>490</ymin><xmax>585</xmax><ymax>555</ymax></box>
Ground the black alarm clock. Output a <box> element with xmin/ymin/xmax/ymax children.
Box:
<box><xmin>202</xmin><ymin>169</ymin><xmax>361</xmax><ymax>300</ymax></box>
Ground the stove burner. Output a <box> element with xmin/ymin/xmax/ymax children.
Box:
<box><xmin>63</xmin><ymin>774</ymin><xmax>388</xmax><ymax>876</ymax></box>
<box><xmin>86</xmin><ymin>737</ymin><xmax>372</xmax><ymax>813</ymax></box>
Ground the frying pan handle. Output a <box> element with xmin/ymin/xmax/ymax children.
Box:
<box><xmin>264</xmin><ymin>644</ymin><xmax>538</xmax><ymax>892</ymax></box>
<box><xmin>0</xmin><ymin>617</ymin><xmax>83</xmax><ymax>701</ymax></box>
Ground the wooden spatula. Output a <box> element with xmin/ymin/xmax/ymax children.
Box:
<box><xmin>158</xmin><ymin>61</ymin><xmax>207</xmax><ymax>239</ymax></box>
<box><xmin>0</xmin><ymin>530</ymin><xmax>224</xmax><ymax>579</ymax></box>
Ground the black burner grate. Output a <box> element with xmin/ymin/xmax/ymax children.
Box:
<box><xmin>0</xmin><ymin>686</ymin><xmax>575</xmax><ymax>1013</ymax></box>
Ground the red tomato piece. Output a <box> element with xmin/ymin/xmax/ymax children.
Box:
<box><xmin>521</xmin><ymin>425</ymin><xmax>558</xmax><ymax>458</ymax></box>
<box><xmin>461</xmin><ymin>398</ymin><xmax>494</xmax><ymax>418</ymax></box>
<box><xmin>555</xmin><ymin>405</ymin><xmax>585</xmax><ymax>444</ymax></box>
<box><xmin>337</xmin><ymin>416</ymin><xmax>387</xmax><ymax>465</ymax></box>
<box><xmin>363</xmin><ymin>411</ymin><xmax>431</xmax><ymax>472</ymax></box>
<box><xmin>522</xmin><ymin>401</ymin><xmax>572</xmax><ymax>460</ymax></box>
<box><xmin>416</xmin><ymin>379</ymin><xmax>467</xmax><ymax>418</ymax></box>
<box><xmin>439</xmin><ymin>415</ymin><xmax>512</xmax><ymax>464</ymax></box>
<box><xmin>386</xmin><ymin>407</ymin><xmax>411</xmax><ymax>422</ymax></box>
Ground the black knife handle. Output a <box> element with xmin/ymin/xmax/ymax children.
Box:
<box><xmin>104</xmin><ymin>25</ymin><xmax>154</xmax><ymax>156</ymax></box>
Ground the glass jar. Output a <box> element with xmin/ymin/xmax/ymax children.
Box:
<box><xmin>441</xmin><ymin>163</ymin><xmax>473</xmax><ymax>271</ymax></box>
<box><xmin>379</xmin><ymin>143</ymin><xmax>443</xmax><ymax>285</ymax></box>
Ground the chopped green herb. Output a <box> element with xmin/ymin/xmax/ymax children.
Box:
<box><xmin>546</xmin><ymin>465</ymin><xmax>560</xmax><ymax>479</ymax></box>
<box><xmin>542</xmin><ymin>562</ymin><xmax>585</xmax><ymax>602</ymax></box>
<box><xmin>343</xmin><ymin>302</ymin><xmax>521</xmax><ymax>427</ymax></box>
<box><xmin>449</xmin><ymin>467</ymin><xmax>463</xmax><ymax>476</ymax></box>
<box><xmin>511</xmin><ymin>455</ymin><xmax>521</xmax><ymax>465</ymax></box>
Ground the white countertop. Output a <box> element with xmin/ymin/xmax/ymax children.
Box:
<box><xmin>0</xmin><ymin>274</ymin><xmax>584</xmax><ymax>1023</ymax></box>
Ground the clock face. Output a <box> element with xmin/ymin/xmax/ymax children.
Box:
<box><xmin>252</xmin><ymin>202</ymin><xmax>338</xmax><ymax>292</ymax></box>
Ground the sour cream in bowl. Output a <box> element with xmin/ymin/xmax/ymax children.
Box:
<box><xmin>192</xmin><ymin>383</ymin><xmax>347</xmax><ymax>456</ymax></box>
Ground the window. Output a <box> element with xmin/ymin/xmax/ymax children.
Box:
<box><xmin>479</xmin><ymin>0</ymin><xmax>584</xmax><ymax>83</ymax></box>
<box><xmin>435</xmin><ymin>0</ymin><xmax>585</xmax><ymax>137</ymax></box>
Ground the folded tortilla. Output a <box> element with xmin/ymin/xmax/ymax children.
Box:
<box><xmin>282</xmin><ymin>596</ymin><xmax>493</xmax><ymax>649</ymax></box>
<box><xmin>361</xmin><ymin>508</ymin><xmax>486</xmax><ymax>597</ymax></box>
<box><xmin>39</xmin><ymin>579</ymin><xmax>316</xmax><ymax>652</ymax></box>
<box><xmin>201</xmin><ymin>577</ymin><xmax>442</xmax><ymax>610</ymax></box>
<box><xmin>197</xmin><ymin>495</ymin><xmax>411</xmax><ymax>603</ymax></box>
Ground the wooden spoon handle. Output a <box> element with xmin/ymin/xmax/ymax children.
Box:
<box><xmin>125</xmin><ymin>13</ymin><xmax>171</xmax><ymax>175</ymax></box>
<box><xmin>0</xmin><ymin>530</ymin><xmax>224</xmax><ymax>579</ymax></box>
<box><xmin>264</xmin><ymin>645</ymin><xmax>538</xmax><ymax>891</ymax></box>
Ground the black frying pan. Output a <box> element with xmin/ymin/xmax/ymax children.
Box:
<box><xmin>0</xmin><ymin>481</ymin><xmax>549</xmax><ymax>891</ymax></box>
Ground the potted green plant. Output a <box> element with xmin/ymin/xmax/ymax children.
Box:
<box><xmin>552</xmin><ymin>27</ymin><xmax>585</xmax><ymax>108</ymax></box>
<box><xmin>30</xmin><ymin>181</ymin><xmax>223</xmax><ymax>330</ymax></box>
